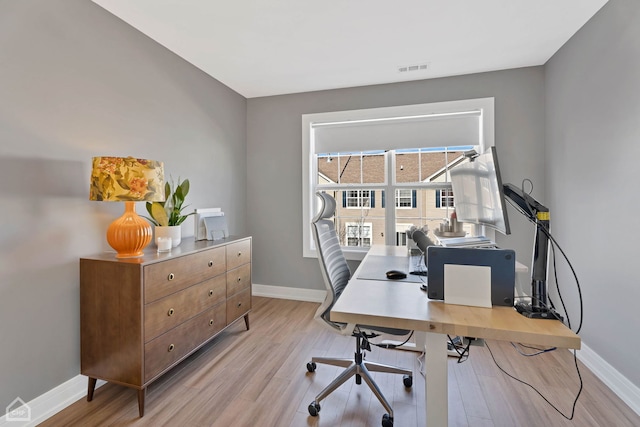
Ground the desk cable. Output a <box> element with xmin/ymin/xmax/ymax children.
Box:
<box><xmin>415</xmin><ymin>336</ymin><xmax>471</xmax><ymax>381</ymax></box>
<box><xmin>498</xmin><ymin>179</ymin><xmax>585</xmax><ymax>419</ymax></box>
<box><xmin>364</xmin><ymin>330</ymin><xmax>415</xmax><ymax>350</ymax></box>
<box><xmin>486</xmin><ymin>341</ymin><xmax>583</xmax><ymax>421</ymax></box>
<box><xmin>447</xmin><ymin>335</ymin><xmax>471</xmax><ymax>363</ymax></box>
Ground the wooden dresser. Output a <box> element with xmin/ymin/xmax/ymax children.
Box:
<box><xmin>80</xmin><ymin>236</ymin><xmax>252</xmax><ymax>417</ymax></box>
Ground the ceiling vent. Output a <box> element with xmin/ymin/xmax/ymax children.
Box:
<box><xmin>398</xmin><ymin>63</ymin><xmax>429</xmax><ymax>73</ymax></box>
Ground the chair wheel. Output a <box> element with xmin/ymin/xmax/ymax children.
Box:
<box><xmin>306</xmin><ymin>362</ymin><xmax>317</xmax><ymax>372</ymax></box>
<box><xmin>403</xmin><ymin>374</ymin><xmax>413</xmax><ymax>388</ymax></box>
<box><xmin>308</xmin><ymin>401</ymin><xmax>321</xmax><ymax>416</ymax></box>
<box><xmin>382</xmin><ymin>413</ymin><xmax>393</xmax><ymax>426</ymax></box>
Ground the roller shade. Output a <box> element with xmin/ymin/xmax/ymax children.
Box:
<box><xmin>313</xmin><ymin>111</ymin><xmax>481</xmax><ymax>154</ymax></box>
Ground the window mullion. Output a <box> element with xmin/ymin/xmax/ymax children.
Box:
<box><xmin>385</xmin><ymin>151</ymin><xmax>396</xmax><ymax>246</ymax></box>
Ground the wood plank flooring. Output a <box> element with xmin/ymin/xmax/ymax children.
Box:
<box><xmin>40</xmin><ymin>297</ymin><xmax>639</xmax><ymax>426</ymax></box>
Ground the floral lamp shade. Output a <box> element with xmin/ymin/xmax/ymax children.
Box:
<box><xmin>90</xmin><ymin>156</ymin><xmax>165</xmax><ymax>258</ymax></box>
<box><xmin>90</xmin><ymin>156</ymin><xmax>164</xmax><ymax>202</ymax></box>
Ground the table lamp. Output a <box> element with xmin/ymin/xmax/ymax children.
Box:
<box><xmin>90</xmin><ymin>156</ymin><xmax>164</xmax><ymax>258</ymax></box>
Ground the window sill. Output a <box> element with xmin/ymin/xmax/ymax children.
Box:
<box><xmin>305</xmin><ymin>246</ymin><xmax>369</xmax><ymax>261</ymax></box>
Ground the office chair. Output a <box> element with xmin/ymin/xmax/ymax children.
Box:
<box><xmin>306</xmin><ymin>191</ymin><xmax>413</xmax><ymax>427</ymax></box>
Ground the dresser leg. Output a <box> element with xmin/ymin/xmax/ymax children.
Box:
<box><xmin>244</xmin><ymin>313</ymin><xmax>250</xmax><ymax>330</ymax></box>
<box><xmin>137</xmin><ymin>388</ymin><xmax>146</xmax><ymax>417</ymax></box>
<box><xmin>87</xmin><ymin>377</ymin><xmax>97</xmax><ymax>401</ymax></box>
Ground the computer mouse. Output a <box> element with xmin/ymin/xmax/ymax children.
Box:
<box><xmin>385</xmin><ymin>270</ymin><xmax>407</xmax><ymax>280</ymax></box>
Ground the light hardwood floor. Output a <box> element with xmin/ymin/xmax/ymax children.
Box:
<box><xmin>41</xmin><ymin>297</ymin><xmax>639</xmax><ymax>426</ymax></box>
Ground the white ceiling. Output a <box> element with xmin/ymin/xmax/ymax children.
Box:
<box><xmin>91</xmin><ymin>0</ymin><xmax>608</xmax><ymax>98</ymax></box>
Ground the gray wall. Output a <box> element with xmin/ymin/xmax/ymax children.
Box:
<box><xmin>546</xmin><ymin>0</ymin><xmax>640</xmax><ymax>386</ymax></box>
<box><xmin>0</xmin><ymin>0</ymin><xmax>247</xmax><ymax>409</ymax></box>
<box><xmin>247</xmin><ymin>67</ymin><xmax>546</xmax><ymax>293</ymax></box>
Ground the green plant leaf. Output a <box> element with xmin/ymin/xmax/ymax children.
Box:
<box><xmin>142</xmin><ymin>215</ymin><xmax>159</xmax><ymax>226</ymax></box>
<box><xmin>149</xmin><ymin>176</ymin><xmax>193</xmax><ymax>226</ymax></box>
<box><xmin>174</xmin><ymin>186</ymin><xmax>184</xmax><ymax>209</ymax></box>
<box><xmin>179</xmin><ymin>179</ymin><xmax>189</xmax><ymax>197</ymax></box>
<box><xmin>150</xmin><ymin>202</ymin><xmax>169</xmax><ymax>226</ymax></box>
<box><xmin>174</xmin><ymin>211</ymin><xmax>195</xmax><ymax>226</ymax></box>
<box><xmin>164</xmin><ymin>181</ymin><xmax>171</xmax><ymax>201</ymax></box>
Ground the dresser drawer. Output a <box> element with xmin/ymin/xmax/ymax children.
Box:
<box><xmin>144</xmin><ymin>247</ymin><xmax>226</xmax><ymax>303</ymax></box>
<box><xmin>196</xmin><ymin>304</ymin><xmax>227</xmax><ymax>344</ymax></box>
<box><xmin>144</xmin><ymin>275</ymin><xmax>226</xmax><ymax>342</ymax></box>
<box><xmin>226</xmin><ymin>288</ymin><xmax>251</xmax><ymax>324</ymax></box>
<box><xmin>144</xmin><ymin>303</ymin><xmax>226</xmax><ymax>382</ymax></box>
<box><xmin>226</xmin><ymin>263</ymin><xmax>251</xmax><ymax>297</ymax></box>
<box><xmin>226</xmin><ymin>239</ymin><xmax>251</xmax><ymax>271</ymax></box>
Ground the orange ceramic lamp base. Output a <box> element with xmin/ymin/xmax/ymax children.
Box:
<box><xmin>106</xmin><ymin>201</ymin><xmax>152</xmax><ymax>258</ymax></box>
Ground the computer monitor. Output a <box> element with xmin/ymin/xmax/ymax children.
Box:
<box><xmin>449</xmin><ymin>146</ymin><xmax>511</xmax><ymax>236</ymax></box>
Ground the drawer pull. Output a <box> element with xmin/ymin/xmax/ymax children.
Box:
<box><xmin>168</xmin><ymin>273</ymin><xmax>175</xmax><ymax>281</ymax></box>
<box><xmin>168</xmin><ymin>344</ymin><xmax>175</xmax><ymax>352</ymax></box>
<box><xmin>208</xmin><ymin>290</ymin><xmax>214</xmax><ymax>297</ymax></box>
<box><xmin>237</xmin><ymin>277</ymin><xmax>242</xmax><ymax>283</ymax></box>
<box><xmin>209</xmin><ymin>319</ymin><xmax>214</xmax><ymax>326</ymax></box>
<box><xmin>237</xmin><ymin>302</ymin><xmax>242</xmax><ymax>308</ymax></box>
<box><xmin>168</xmin><ymin>308</ymin><xmax>175</xmax><ymax>316</ymax></box>
<box><xmin>237</xmin><ymin>251</ymin><xmax>242</xmax><ymax>257</ymax></box>
<box><xmin>208</xmin><ymin>260</ymin><xmax>214</xmax><ymax>267</ymax></box>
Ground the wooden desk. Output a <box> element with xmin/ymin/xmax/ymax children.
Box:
<box><xmin>330</xmin><ymin>245</ymin><xmax>580</xmax><ymax>427</ymax></box>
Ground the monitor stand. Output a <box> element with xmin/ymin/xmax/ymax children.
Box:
<box><xmin>514</xmin><ymin>302</ymin><xmax>564</xmax><ymax>321</ymax></box>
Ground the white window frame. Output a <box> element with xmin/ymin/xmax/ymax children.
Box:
<box><xmin>302</xmin><ymin>98</ymin><xmax>495</xmax><ymax>260</ymax></box>
<box><xmin>345</xmin><ymin>190</ymin><xmax>371</xmax><ymax>209</ymax></box>
<box><xmin>439</xmin><ymin>188</ymin><xmax>455</xmax><ymax>209</ymax></box>
<box><xmin>345</xmin><ymin>221</ymin><xmax>372</xmax><ymax>247</ymax></box>
<box><xmin>396</xmin><ymin>189</ymin><xmax>413</xmax><ymax>209</ymax></box>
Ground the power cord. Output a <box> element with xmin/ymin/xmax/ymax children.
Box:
<box><xmin>486</xmin><ymin>341</ymin><xmax>583</xmax><ymax>420</ymax></box>
<box><xmin>416</xmin><ymin>351</ymin><xmax>426</xmax><ymax>379</ymax></box>
<box><xmin>448</xmin><ymin>335</ymin><xmax>471</xmax><ymax>363</ymax></box>
<box><xmin>510</xmin><ymin>342</ymin><xmax>556</xmax><ymax>356</ymax></box>
<box><xmin>498</xmin><ymin>179</ymin><xmax>584</xmax><ymax>418</ymax></box>
<box><xmin>365</xmin><ymin>330</ymin><xmax>415</xmax><ymax>350</ymax></box>
<box><xmin>415</xmin><ymin>336</ymin><xmax>470</xmax><ymax>380</ymax></box>
<box><xmin>543</xmin><ymin>225</ymin><xmax>583</xmax><ymax>333</ymax></box>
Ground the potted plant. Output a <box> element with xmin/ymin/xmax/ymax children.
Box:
<box><xmin>145</xmin><ymin>178</ymin><xmax>194</xmax><ymax>247</ymax></box>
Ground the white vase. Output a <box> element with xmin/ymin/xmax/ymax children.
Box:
<box><xmin>155</xmin><ymin>225</ymin><xmax>181</xmax><ymax>248</ymax></box>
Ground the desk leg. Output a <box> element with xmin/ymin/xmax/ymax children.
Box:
<box><xmin>425</xmin><ymin>332</ymin><xmax>448</xmax><ymax>427</ymax></box>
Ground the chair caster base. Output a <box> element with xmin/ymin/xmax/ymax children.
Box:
<box><xmin>403</xmin><ymin>374</ymin><xmax>413</xmax><ymax>388</ymax></box>
<box><xmin>308</xmin><ymin>401</ymin><xmax>321</xmax><ymax>417</ymax></box>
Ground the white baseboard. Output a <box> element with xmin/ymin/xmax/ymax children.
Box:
<box><xmin>0</xmin><ymin>376</ymin><xmax>105</xmax><ymax>426</ymax></box>
<box><xmin>577</xmin><ymin>343</ymin><xmax>640</xmax><ymax>416</ymax></box>
<box><xmin>252</xmin><ymin>283</ymin><xmax>325</xmax><ymax>303</ymax></box>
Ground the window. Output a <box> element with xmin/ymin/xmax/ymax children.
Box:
<box><xmin>345</xmin><ymin>190</ymin><xmax>371</xmax><ymax>208</ymax></box>
<box><xmin>395</xmin><ymin>189</ymin><xmax>415</xmax><ymax>208</ymax></box>
<box><xmin>437</xmin><ymin>189</ymin><xmax>455</xmax><ymax>208</ymax></box>
<box><xmin>345</xmin><ymin>222</ymin><xmax>372</xmax><ymax>247</ymax></box>
<box><xmin>303</xmin><ymin>98</ymin><xmax>495</xmax><ymax>259</ymax></box>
